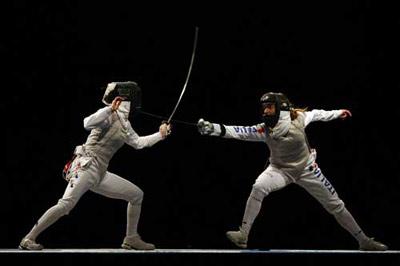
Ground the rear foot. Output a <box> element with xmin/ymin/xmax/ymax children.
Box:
<box><xmin>359</xmin><ymin>237</ymin><xmax>388</xmax><ymax>251</ymax></box>
<box><xmin>19</xmin><ymin>238</ymin><xmax>44</xmax><ymax>250</ymax></box>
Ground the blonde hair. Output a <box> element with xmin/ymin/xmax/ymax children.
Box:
<box><xmin>290</xmin><ymin>107</ymin><xmax>308</xmax><ymax>120</ymax></box>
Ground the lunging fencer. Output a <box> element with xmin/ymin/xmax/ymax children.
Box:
<box><xmin>20</xmin><ymin>81</ymin><xmax>171</xmax><ymax>250</ymax></box>
<box><xmin>197</xmin><ymin>92</ymin><xmax>388</xmax><ymax>251</ymax></box>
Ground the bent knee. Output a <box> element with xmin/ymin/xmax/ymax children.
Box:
<box><xmin>129</xmin><ymin>188</ymin><xmax>144</xmax><ymax>205</ymax></box>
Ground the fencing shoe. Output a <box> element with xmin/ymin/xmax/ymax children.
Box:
<box><xmin>19</xmin><ymin>238</ymin><xmax>44</xmax><ymax>250</ymax></box>
<box><xmin>121</xmin><ymin>235</ymin><xmax>155</xmax><ymax>250</ymax></box>
<box><xmin>226</xmin><ymin>228</ymin><xmax>248</xmax><ymax>248</ymax></box>
<box><xmin>359</xmin><ymin>237</ymin><xmax>388</xmax><ymax>251</ymax></box>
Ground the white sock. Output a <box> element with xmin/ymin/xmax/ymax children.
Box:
<box><xmin>26</xmin><ymin>204</ymin><xmax>65</xmax><ymax>240</ymax></box>
<box><xmin>126</xmin><ymin>203</ymin><xmax>141</xmax><ymax>237</ymax></box>
<box><xmin>334</xmin><ymin>207</ymin><xmax>369</xmax><ymax>243</ymax></box>
<box><xmin>241</xmin><ymin>189</ymin><xmax>264</xmax><ymax>236</ymax></box>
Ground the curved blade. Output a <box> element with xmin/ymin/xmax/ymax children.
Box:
<box><xmin>167</xmin><ymin>27</ymin><xmax>199</xmax><ymax>123</ymax></box>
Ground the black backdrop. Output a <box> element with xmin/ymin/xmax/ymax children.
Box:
<box><xmin>3</xmin><ymin>1</ymin><xmax>399</xmax><ymax>250</ymax></box>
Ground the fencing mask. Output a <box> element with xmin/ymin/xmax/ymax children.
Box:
<box><xmin>102</xmin><ymin>81</ymin><xmax>142</xmax><ymax>111</ymax></box>
<box><xmin>260</xmin><ymin>92</ymin><xmax>291</xmax><ymax>128</ymax></box>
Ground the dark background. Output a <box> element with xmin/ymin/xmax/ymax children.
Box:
<box><xmin>2</xmin><ymin>1</ymin><xmax>399</xmax><ymax>250</ymax></box>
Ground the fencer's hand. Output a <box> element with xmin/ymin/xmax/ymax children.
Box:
<box><xmin>340</xmin><ymin>109</ymin><xmax>352</xmax><ymax>119</ymax></box>
<box><xmin>111</xmin><ymin>96</ymin><xmax>125</xmax><ymax>112</ymax></box>
<box><xmin>197</xmin><ymin>118</ymin><xmax>214</xmax><ymax>135</ymax></box>
<box><xmin>159</xmin><ymin>121</ymin><xmax>172</xmax><ymax>138</ymax></box>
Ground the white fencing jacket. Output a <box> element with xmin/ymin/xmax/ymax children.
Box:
<box><xmin>212</xmin><ymin>110</ymin><xmax>343</xmax><ymax>180</ymax></box>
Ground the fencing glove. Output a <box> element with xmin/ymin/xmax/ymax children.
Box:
<box><xmin>197</xmin><ymin>118</ymin><xmax>214</xmax><ymax>135</ymax></box>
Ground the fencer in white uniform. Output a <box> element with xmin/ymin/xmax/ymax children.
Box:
<box><xmin>20</xmin><ymin>81</ymin><xmax>171</xmax><ymax>250</ymax></box>
<box><xmin>198</xmin><ymin>92</ymin><xmax>388</xmax><ymax>251</ymax></box>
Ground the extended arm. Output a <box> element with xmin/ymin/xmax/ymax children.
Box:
<box><xmin>197</xmin><ymin>118</ymin><xmax>267</xmax><ymax>142</ymax></box>
<box><xmin>304</xmin><ymin>109</ymin><xmax>352</xmax><ymax>127</ymax></box>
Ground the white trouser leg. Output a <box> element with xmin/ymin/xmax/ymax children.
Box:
<box><xmin>91</xmin><ymin>171</ymin><xmax>143</xmax><ymax>237</ymax></box>
<box><xmin>241</xmin><ymin>167</ymin><xmax>290</xmax><ymax>236</ymax></box>
<box><xmin>25</xmin><ymin>165</ymin><xmax>98</xmax><ymax>241</ymax></box>
<box><xmin>296</xmin><ymin>165</ymin><xmax>345</xmax><ymax>215</ymax></box>
<box><xmin>296</xmin><ymin>164</ymin><xmax>367</xmax><ymax>243</ymax></box>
